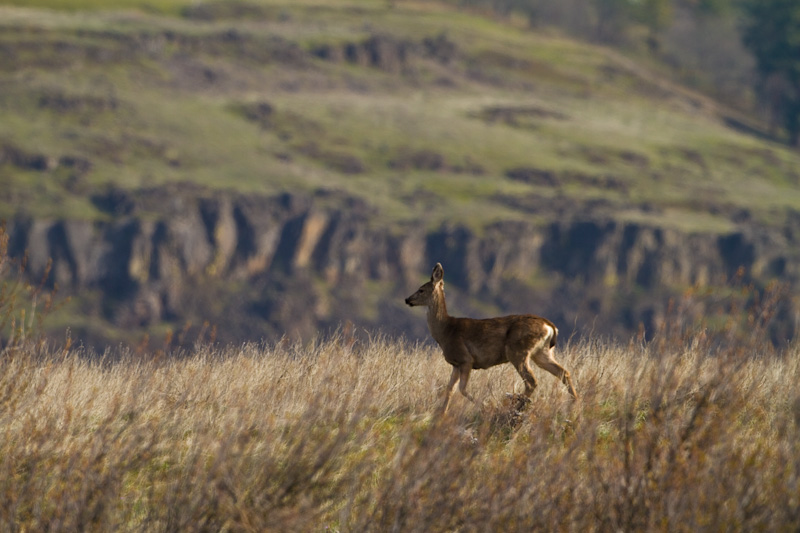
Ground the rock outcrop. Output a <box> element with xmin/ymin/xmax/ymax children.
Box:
<box><xmin>6</xmin><ymin>187</ymin><xmax>799</xmax><ymax>347</ymax></box>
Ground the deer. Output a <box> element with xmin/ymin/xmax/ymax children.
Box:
<box><xmin>405</xmin><ymin>263</ymin><xmax>578</xmax><ymax>415</ymax></box>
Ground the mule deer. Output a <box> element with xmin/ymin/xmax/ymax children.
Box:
<box><xmin>405</xmin><ymin>263</ymin><xmax>578</xmax><ymax>415</ymax></box>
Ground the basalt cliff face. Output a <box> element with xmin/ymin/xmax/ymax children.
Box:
<box><xmin>6</xmin><ymin>187</ymin><xmax>799</xmax><ymax>347</ymax></box>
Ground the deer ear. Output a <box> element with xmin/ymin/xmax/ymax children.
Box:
<box><xmin>431</xmin><ymin>263</ymin><xmax>444</xmax><ymax>282</ymax></box>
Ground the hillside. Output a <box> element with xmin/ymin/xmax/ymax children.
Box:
<box><xmin>1</xmin><ymin>0</ymin><xmax>799</xmax><ymax>347</ymax></box>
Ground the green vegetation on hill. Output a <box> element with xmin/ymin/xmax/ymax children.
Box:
<box><xmin>1</xmin><ymin>0</ymin><xmax>799</xmax><ymax>231</ymax></box>
<box><xmin>2</xmin><ymin>0</ymin><xmax>800</xmax><ymax>349</ymax></box>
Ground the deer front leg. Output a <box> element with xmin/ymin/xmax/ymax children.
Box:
<box><xmin>458</xmin><ymin>365</ymin><xmax>476</xmax><ymax>403</ymax></box>
<box><xmin>440</xmin><ymin>366</ymin><xmax>460</xmax><ymax>415</ymax></box>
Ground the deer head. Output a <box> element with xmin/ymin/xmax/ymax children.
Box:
<box><xmin>404</xmin><ymin>263</ymin><xmax>444</xmax><ymax>307</ymax></box>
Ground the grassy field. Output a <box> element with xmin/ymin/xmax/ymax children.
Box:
<box><xmin>1</xmin><ymin>328</ymin><xmax>798</xmax><ymax>530</ymax></box>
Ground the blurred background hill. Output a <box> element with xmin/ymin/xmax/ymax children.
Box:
<box><xmin>1</xmin><ymin>0</ymin><xmax>799</xmax><ymax>349</ymax></box>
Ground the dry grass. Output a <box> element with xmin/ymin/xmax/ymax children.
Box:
<box><xmin>0</xmin><ymin>329</ymin><xmax>798</xmax><ymax>531</ymax></box>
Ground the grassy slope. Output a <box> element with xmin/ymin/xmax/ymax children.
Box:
<box><xmin>1</xmin><ymin>334</ymin><xmax>798</xmax><ymax>529</ymax></box>
<box><xmin>1</xmin><ymin>0</ymin><xmax>799</xmax><ymax>231</ymax></box>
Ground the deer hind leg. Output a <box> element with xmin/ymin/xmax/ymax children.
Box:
<box><xmin>440</xmin><ymin>366</ymin><xmax>460</xmax><ymax>415</ymax></box>
<box><xmin>531</xmin><ymin>345</ymin><xmax>578</xmax><ymax>399</ymax></box>
<box><xmin>507</xmin><ymin>346</ymin><xmax>538</xmax><ymax>397</ymax></box>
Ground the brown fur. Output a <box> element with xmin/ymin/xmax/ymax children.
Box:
<box><xmin>406</xmin><ymin>263</ymin><xmax>578</xmax><ymax>415</ymax></box>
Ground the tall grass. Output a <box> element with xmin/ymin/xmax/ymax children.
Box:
<box><xmin>0</xmin><ymin>328</ymin><xmax>798</xmax><ymax>531</ymax></box>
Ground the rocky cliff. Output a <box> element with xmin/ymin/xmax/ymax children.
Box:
<box><xmin>6</xmin><ymin>186</ymin><xmax>798</xmax><ymax>348</ymax></box>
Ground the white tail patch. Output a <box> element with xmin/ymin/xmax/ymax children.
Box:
<box><xmin>543</xmin><ymin>324</ymin><xmax>555</xmax><ymax>342</ymax></box>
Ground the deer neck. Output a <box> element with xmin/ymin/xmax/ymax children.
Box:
<box><xmin>426</xmin><ymin>286</ymin><xmax>450</xmax><ymax>344</ymax></box>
